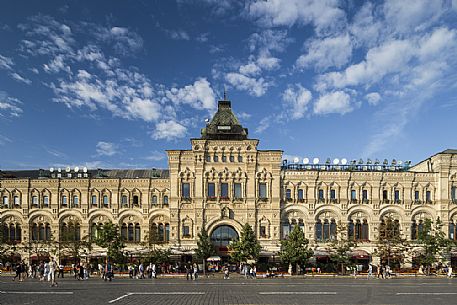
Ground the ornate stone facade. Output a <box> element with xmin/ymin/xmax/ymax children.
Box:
<box><xmin>1</xmin><ymin>100</ymin><xmax>457</xmax><ymax>266</ymax></box>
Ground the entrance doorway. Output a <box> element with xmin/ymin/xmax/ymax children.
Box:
<box><xmin>210</xmin><ymin>225</ymin><xmax>239</xmax><ymax>262</ymax></box>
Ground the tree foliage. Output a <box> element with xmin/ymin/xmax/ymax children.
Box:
<box><xmin>59</xmin><ymin>221</ymin><xmax>92</xmax><ymax>263</ymax></box>
<box><xmin>94</xmin><ymin>222</ymin><xmax>125</xmax><ymax>263</ymax></box>
<box><xmin>415</xmin><ymin>218</ymin><xmax>453</xmax><ymax>274</ymax></box>
<box><xmin>229</xmin><ymin>223</ymin><xmax>261</xmax><ymax>263</ymax></box>
<box><xmin>195</xmin><ymin>227</ymin><xmax>216</xmax><ymax>260</ymax></box>
<box><xmin>328</xmin><ymin>221</ymin><xmax>356</xmax><ymax>274</ymax></box>
<box><xmin>374</xmin><ymin>216</ymin><xmax>408</xmax><ymax>270</ymax></box>
<box><xmin>280</xmin><ymin>225</ymin><xmax>313</xmax><ymax>274</ymax></box>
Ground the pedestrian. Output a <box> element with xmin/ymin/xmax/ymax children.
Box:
<box><xmin>193</xmin><ymin>263</ymin><xmax>198</xmax><ymax>280</ymax></box>
<box><xmin>38</xmin><ymin>262</ymin><xmax>44</xmax><ymax>281</ymax></box>
<box><xmin>12</xmin><ymin>263</ymin><xmax>22</xmax><ymax>282</ymax></box>
<box><xmin>128</xmin><ymin>265</ymin><xmax>133</xmax><ymax>278</ymax></box>
<box><xmin>49</xmin><ymin>257</ymin><xmax>58</xmax><ymax>287</ymax></box>
<box><xmin>186</xmin><ymin>263</ymin><xmax>193</xmax><ymax>280</ymax></box>
<box><xmin>224</xmin><ymin>266</ymin><xmax>230</xmax><ymax>280</ymax></box>
<box><xmin>43</xmin><ymin>261</ymin><xmax>49</xmax><ymax>281</ymax></box>
<box><xmin>58</xmin><ymin>263</ymin><xmax>64</xmax><ymax>278</ymax></box>
<box><xmin>368</xmin><ymin>264</ymin><xmax>373</xmax><ymax>279</ymax></box>
<box><xmin>79</xmin><ymin>264</ymin><xmax>84</xmax><ymax>280</ymax></box>
<box><xmin>139</xmin><ymin>263</ymin><xmax>145</xmax><ymax>279</ymax></box>
<box><xmin>152</xmin><ymin>263</ymin><xmax>157</xmax><ymax>279</ymax></box>
<box><xmin>448</xmin><ymin>265</ymin><xmax>453</xmax><ymax>278</ymax></box>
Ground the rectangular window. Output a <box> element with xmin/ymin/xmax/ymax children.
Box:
<box><xmin>330</xmin><ymin>189</ymin><xmax>336</xmax><ymax>200</ymax></box>
<box><xmin>62</xmin><ymin>195</ymin><xmax>67</xmax><ymax>205</ymax></box>
<box><xmin>351</xmin><ymin>190</ymin><xmax>356</xmax><ymax>200</ymax></box>
<box><xmin>318</xmin><ymin>189</ymin><xmax>324</xmax><ymax>200</ymax></box>
<box><xmin>298</xmin><ymin>189</ymin><xmax>304</xmax><ymax>200</ymax></box>
<box><xmin>282</xmin><ymin>224</ymin><xmax>290</xmax><ymax>239</ymax></box>
<box><xmin>383</xmin><ymin>190</ymin><xmax>388</xmax><ymax>200</ymax></box>
<box><xmin>426</xmin><ymin>191</ymin><xmax>431</xmax><ymax>202</ymax></box>
<box><xmin>452</xmin><ymin>187</ymin><xmax>456</xmax><ymax>201</ymax></box>
<box><xmin>73</xmin><ymin>196</ymin><xmax>78</xmax><ymax>206</ymax></box>
<box><xmin>259</xmin><ymin>183</ymin><xmax>267</xmax><ymax>198</ymax></box>
<box><xmin>103</xmin><ymin>195</ymin><xmax>109</xmax><ymax>205</ymax></box>
<box><xmin>91</xmin><ymin>195</ymin><xmax>97</xmax><ymax>205</ymax></box>
<box><xmin>207</xmin><ymin>183</ymin><xmax>215</xmax><ymax>198</ymax></box>
<box><xmin>32</xmin><ymin>196</ymin><xmax>38</xmax><ymax>205</ymax></box>
<box><xmin>13</xmin><ymin>196</ymin><xmax>19</xmax><ymax>205</ymax></box>
<box><xmin>415</xmin><ymin>190</ymin><xmax>420</xmax><ymax>201</ymax></box>
<box><xmin>362</xmin><ymin>190</ymin><xmax>368</xmax><ymax>201</ymax></box>
<box><xmin>43</xmin><ymin>196</ymin><xmax>49</xmax><ymax>206</ymax></box>
<box><xmin>183</xmin><ymin>225</ymin><xmax>190</xmax><ymax>237</ymax></box>
<box><xmin>260</xmin><ymin>225</ymin><xmax>267</xmax><ymax>238</ymax></box>
<box><xmin>2</xmin><ymin>196</ymin><xmax>8</xmax><ymax>206</ymax></box>
<box><xmin>182</xmin><ymin>183</ymin><xmax>190</xmax><ymax>198</ymax></box>
<box><xmin>234</xmin><ymin>183</ymin><xmax>242</xmax><ymax>199</ymax></box>
<box><xmin>394</xmin><ymin>190</ymin><xmax>400</xmax><ymax>202</ymax></box>
<box><xmin>220</xmin><ymin>183</ymin><xmax>229</xmax><ymax>198</ymax></box>
<box><xmin>286</xmin><ymin>189</ymin><xmax>292</xmax><ymax>199</ymax></box>
<box><xmin>163</xmin><ymin>196</ymin><xmax>169</xmax><ymax>205</ymax></box>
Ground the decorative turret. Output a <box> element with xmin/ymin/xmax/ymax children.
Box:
<box><xmin>200</xmin><ymin>99</ymin><xmax>248</xmax><ymax>140</ymax></box>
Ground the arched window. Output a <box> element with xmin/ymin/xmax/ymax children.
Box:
<box><xmin>151</xmin><ymin>195</ymin><xmax>157</xmax><ymax>205</ymax></box>
<box><xmin>163</xmin><ymin>196</ymin><xmax>169</xmax><ymax>205</ymax></box>
<box><xmin>45</xmin><ymin>224</ymin><xmax>51</xmax><ymax>241</ymax></box>
<box><xmin>32</xmin><ymin>223</ymin><xmax>38</xmax><ymax>241</ymax></box>
<box><xmin>411</xmin><ymin>220</ymin><xmax>417</xmax><ymax>240</ymax></box>
<box><xmin>315</xmin><ymin>219</ymin><xmax>322</xmax><ymax>241</ymax></box>
<box><xmin>298</xmin><ymin>189</ymin><xmax>304</xmax><ymax>201</ymax></box>
<box><xmin>91</xmin><ymin>195</ymin><xmax>97</xmax><ymax>206</ymax></box>
<box><xmin>128</xmin><ymin>223</ymin><xmax>134</xmax><ymax>241</ymax></box>
<box><xmin>121</xmin><ymin>224</ymin><xmax>128</xmax><ymax>241</ymax></box>
<box><xmin>158</xmin><ymin>224</ymin><xmax>164</xmax><ymax>242</ymax></box>
<box><xmin>134</xmin><ymin>224</ymin><xmax>141</xmax><ymax>242</ymax></box>
<box><xmin>449</xmin><ymin>222</ymin><xmax>456</xmax><ymax>240</ymax></box>
<box><xmin>362</xmin><ymin>220</ymin><xmax>369</xmax><ymax>241</ymax></box>
<box><xmin>39</xmin><ymin>224</ymin><xmax>45</xmax><ymax>240</ymax></box>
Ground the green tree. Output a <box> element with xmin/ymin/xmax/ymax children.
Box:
<box><xmin>94</xmin><ymin>222</ymin><xmax>125</xmax><ymax>264</ymax></box>
<box><xmin>195</xmin><ymin>227</ymin><xmax>216</xmax><ymax>276</ymax></box>
<box><xmin>415</xmin><ymin>218</ymin><xmax>452</xmax><ymax>275</ymax></box>
<box><xmin>328</xmin><ymin>221</ymin><xmax>357</xmax><ymax>275</ymax></box>
<box><xmin>229</xmin><ymin>223</ymin><xmax>261</xmax><ymax>264</ymax></box>
<box><xmin>374</xmin><ymin>216</ymin><xmax>408</xmax><ymax>271</ymax></box>
<box><xmin>280</xmin><ymin>225</ymin><xmax>313</xmax><ymax>274</ymax></box>
<box><xmin>59</xmin><ymin>221</ymin><xmax>92</xmax><ymax>264</ymax></box>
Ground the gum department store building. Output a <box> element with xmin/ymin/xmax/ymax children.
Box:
<box><xmin>1</xmin><ymin>100</ymin><xmax>457</xmax><ymax>268</ymax></box>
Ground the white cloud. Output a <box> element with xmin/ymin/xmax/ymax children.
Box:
<box><xmin>94</xmin><ymin>25</ymin><xmax>143</xmax><ymax>54</ymax></box>
<box><xmin>239</xmin><ymin>63</ymin><xmax>261</xmax><ymax>76</ymax></box>
<box><xmin>255</xmin><ymin>116</ymin><xmax>272</xmax><ymax>133</ymax></box>
<box><xmin>313</xmin><ymin>91</ymin><xmax>352</xmax><ymax>115</ymax></box>
<box><xmin>225</xmin><ymin>72</ymin><xmax>269</xmax><ymax>97</ymax></box>
<box><xmin>125</xmin><ymin>98</ymin><xmax>161</xmax><ymax>122</ymax></box>
<box><xmin>43</xmin><ymin>54</ymin><xmax>71</xmax><ymax>74</ymax></box>
<box><xmin>296</xmin><ymin>34</ymin><xmax>352</xmax><ymax>71</ymax></box>
<box><xmin>168</xmin><ymin>30</ymin><xmax>190</xmax><ymax>40</ymax></box>
<box><xmin>152</xmin><ymin>120</ymin><xmax>187</xmax><ymax>140</ymax></box>
<box><xmin>256</xmin><ymin>53</ymin><xmax>281</xmax><ymax>70</ymax></box>
<box><xmin>247</xmin><ymin>0</ymin><xmax>346</xmax><ymax>35</ymax></box>
<box><xmin>365</xmin><ymin>92</ymin><xmax>381</xmax><ymax>106</ymax></box>
<box><xmin>96</xmin><ymin>141</ymin><xmax>118</xmax><ymax>156</ymax></box>
<box><xmin>282</xmin><ymin>84</ymin><xmax>312</xmax><ymax>119</ymax></box>
<box><xmin>144</xmin><ymin>150</ymin><xmax>165</xmax><ymax>161</ymax></box>
<box><xmin>10</xmin><ymin>72</ymin><xmax>32</xmax><ymax>85</ymax></box>
<box><xmin>383</xmin><ymin>0</ymin><xmax>446</xmax><ymax>33</ymax></box>
<box><xmin>166</xmin><ymin>78</ymin><xmax>216</xmax><ymax>110</ymax></box>
<box><xmin>0</xmin><ymin>93</ymin><xmax>23</xmax><ymax>117</ymax></box>
<box><xmin>0</xmin><ymin>54</ymin><xmax>13</xmax><ymax>70</ymax></box>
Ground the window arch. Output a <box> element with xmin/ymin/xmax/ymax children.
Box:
<box><xmin>1</xmin><ymin>221</ymin><xmax>21</xmax><ymax>243</ymax></box>
<box><xmin>121</xmin><ymin>221</ymin><xmax>141</xmax><ymax>242</ymax></box>
<box><xmin>315</xmin><ymin>218</ymin><xmax>337</xmax><ymax>242</ymax></box>
<box><xmin>30</xmin><ymin>220</ymin><xmax>52</xmax><ymax>241</ymax></box>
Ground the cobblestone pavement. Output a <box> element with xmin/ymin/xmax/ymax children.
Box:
<box><xmin>1</xmin><ymin>275</ymin><xmax>457</xmax><ymax>305</ymax></box>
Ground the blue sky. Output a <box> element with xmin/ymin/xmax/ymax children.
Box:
<box><xmin>0</xmin><ymin>0</ymin><xmax>457</xmax><ymax>170</ymax></box>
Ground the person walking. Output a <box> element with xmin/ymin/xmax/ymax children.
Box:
<box><xmin>49</xmin><ymin>257</ymin><xmax>58</xmax><ymax>287</ymax></box>
<box><xmin>186</xmin><ymin>263</ymin><xmax>193</xmax><ymax>280</ymax></box>
<box><xmin>368</xmin><ymin>264</ymin><xmax>373</xmax><ymax>279</ymax></box>
<box><xmin>12</xmin><ymin>263</ymin><xmax>22</xmax><ymax>282</ymax></box>
<box><xmin>193</xmin><ymin>263</ymin><xmax>198</xmax><ymax>280</ymax></box>
<box><xmin>447</xmin><ymin>265</ymin><xmax>453</xmax><ymax>278</ymax></box>
<box><xmin>139</xmin><ymin>263</ymin><xmax>145</xmax><ymax>279</ymax></box>
<box><xmin>58</xmin><ymin>263</ymin><xmax>64</xmax><ymax>278</ymax></box>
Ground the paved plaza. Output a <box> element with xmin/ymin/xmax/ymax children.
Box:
<box><xmin>1</xmin><ymin>275</ymin><xmax>457</xmax><ymax>305</ymax></box>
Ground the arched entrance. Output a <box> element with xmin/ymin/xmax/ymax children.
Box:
<box><xmin>210</xmin><ymin>225</ymin><xmax>239</xmax><ymax>257</ymax></box>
